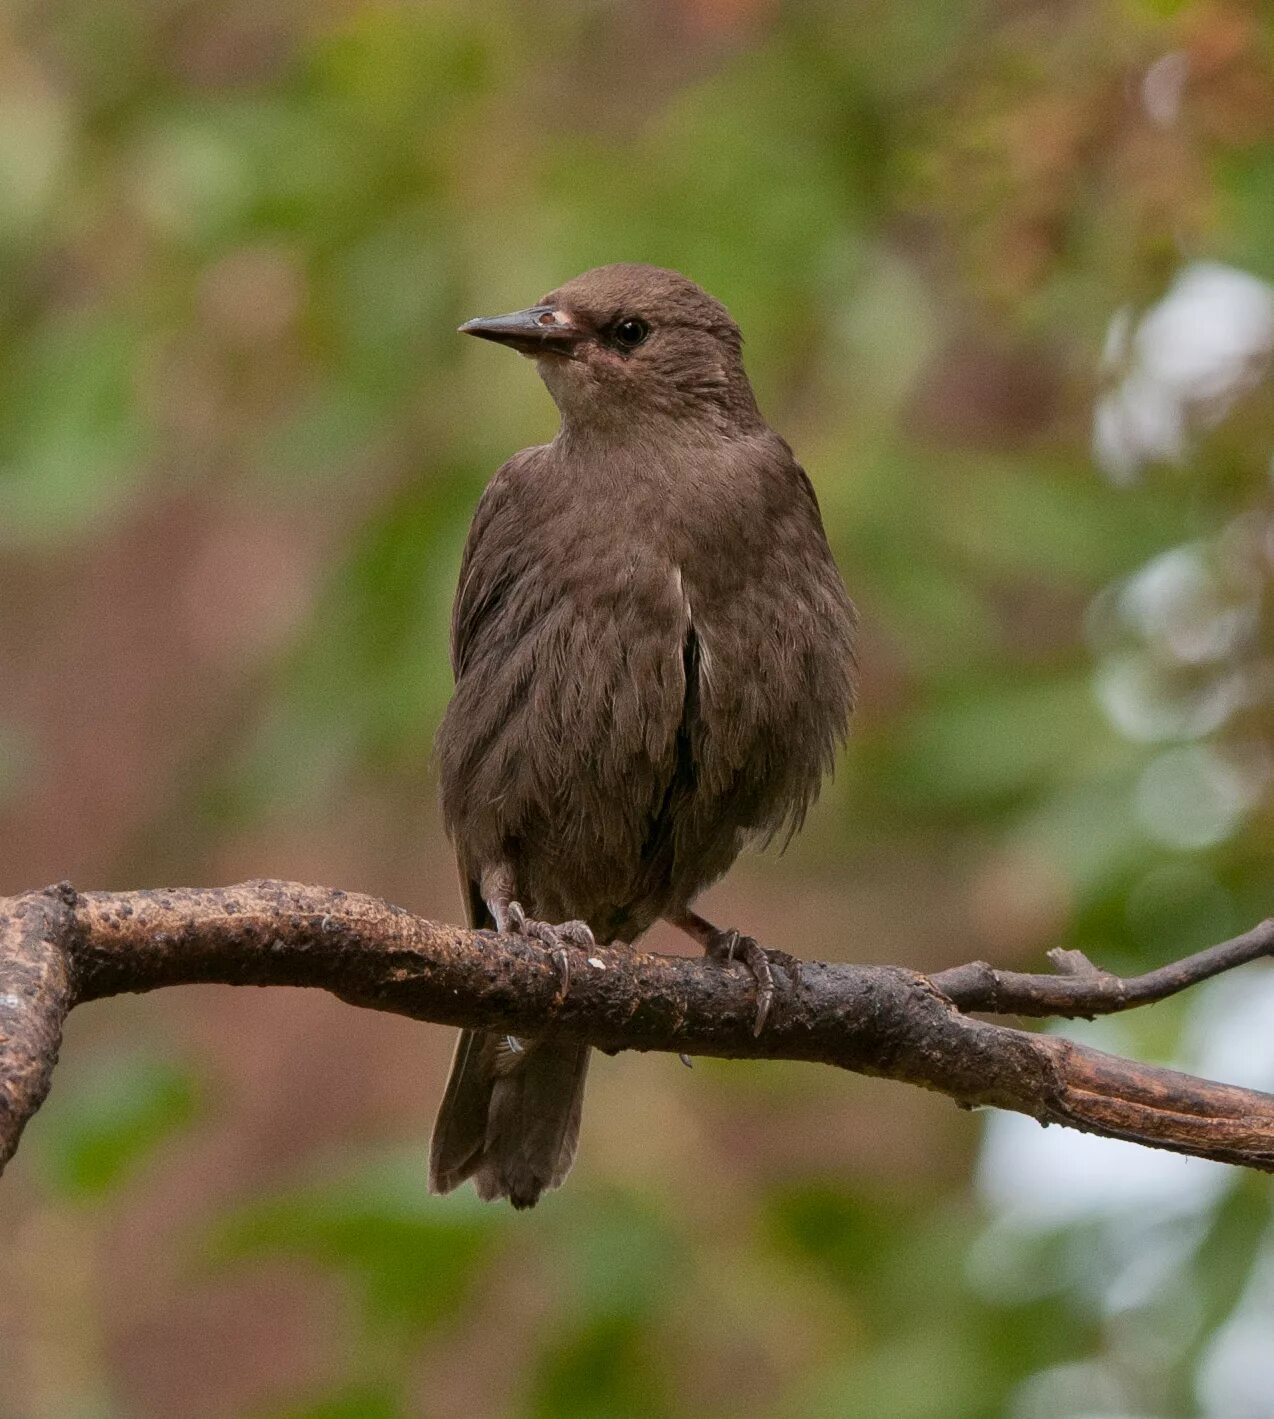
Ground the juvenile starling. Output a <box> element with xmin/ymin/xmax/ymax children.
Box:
<box><xmin>429</xmin><ymin>264</ymin><xmax>857</xmax><ymax>1207</ymax></box>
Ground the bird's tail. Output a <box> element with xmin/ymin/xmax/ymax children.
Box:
<box><xmin>428</xmin><ymin>1029</ymin><xmax>590</xmax><ymax>1209</ymax></box>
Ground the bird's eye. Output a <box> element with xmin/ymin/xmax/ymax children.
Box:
<box><xmin>611</xmin><ymin>317</ymin><xmax>650</xmax><ymax>349</ymax></box>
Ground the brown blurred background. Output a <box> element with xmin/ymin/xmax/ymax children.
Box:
<box><xmin>2</xmin><ymin>2</ymin><xmax>1274</xmax><ymax>1416</ymax></box>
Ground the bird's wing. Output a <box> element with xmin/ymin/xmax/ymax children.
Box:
<box><xmin>450</xmin><ymin>447</ymin><xmax>542</xmax><ymax>681</ymax></box>
<box><xmin>459</xmin><ymin>863</ymin><xmax>491</xmax><ymax>931</ymax></box>
<box><xmin>447</xmin><ymin>454</ymin><xmax>543</xmax><ymax>925</ymax></box>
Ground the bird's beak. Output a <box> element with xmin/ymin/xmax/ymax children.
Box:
<box><xmin>458</xmin><ymin>305</ymin><xmax>583</xmax><ymax>357</ymax></box>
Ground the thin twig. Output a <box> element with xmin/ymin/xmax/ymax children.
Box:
<box><xmin>930</xmin><ymin>919</ymin><xmax>1274</xmax><ymax>1017</ymax></box>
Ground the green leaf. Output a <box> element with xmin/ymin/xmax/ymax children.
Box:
<box><xmin>886</xmin><ymin>670</ymin><xmax>1113</xmax><ymax>813</ymax></box>
<box><xmin>939</xmin><ymin>459</ymin><xmax>1195</xmax><ymax>587</ymax></box>
<box><xmin>0</xmin><ymin>314</ymin><xmax>151</xmax><ymax>548</ymax></box>
<box><xmin>33</xmin><ymin>1051</ymin><xmax>199</xmax><ymax>1201</ymax></box>
<box><xmin>527</xmin><ymin>1314</ymin><xmax>677</xmax><ymax>1419</ymax></box>
<box><xmin>206</xmin><ymin>1156</ymin><xmax>506</xmax><ymax>1335</ymax></box>
<box><xmin>524</xmin><ymin>1191</ymin><xmax>688</xmax><ymax>1419</ymax></box>
<box><xmin>248</xmin><ymin>1382</ymin><xmax>403</xmax><ymax>1419</ymax></box>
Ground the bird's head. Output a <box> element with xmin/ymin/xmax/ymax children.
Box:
<box><xmin>458</xmin><ymin>263</ymin><xmax>761</xmax><ymax>435</ymax></box>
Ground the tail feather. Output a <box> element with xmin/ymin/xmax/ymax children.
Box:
<box><xmin>429</xmin><ymin>1030</ymin><xmax>590</xmax><ymax>1208</ymax></box>
<box><xmin>427</xmin><ymin>1028</ymin><xmax>490</xmax><ymax>1195</ymax></box>
<box><xmin>430</xmin><ymin>870</ymin><xmax>591</xmax><ymax>1207</ymax></box>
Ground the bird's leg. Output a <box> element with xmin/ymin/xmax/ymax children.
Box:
<box><xmin>504</xmin><ymin>901</ymin><xmax>595</xmax><ymax>996</ymax></box>
<box><xmin>482</xmin><ymin>865</ymin><xmax>594</xmax><ymax>1002</ymax></box>
<box><xmin>668</xmin><ymin>909</ymin><xmax>803</xmax><ymax>1037</ymax></box>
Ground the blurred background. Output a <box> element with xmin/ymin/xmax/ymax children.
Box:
<box><xmin>1</xmin><ymin>1</ymin><xmax>1273</xmax><ymax>1415</ymax></box>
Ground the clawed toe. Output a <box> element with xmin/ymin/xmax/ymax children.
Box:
<box><xmin>503</xmin><ymin>901</ymin><xmax>592</xmax><ymax>999</ymax></box>
<box><xmin>706</xmin><ymin>927</ymin><xmax>741</xmax><ymax>964</ymax></box>
<box><xmin>547</xmin><ymin>944</ymin><xmax>571</xmax><ymax>997</ymax></box>
<box><xmin>705</xmin><ymin>929</ymin><xmax>801</xmax><ymax>1036</ymax></box>
<box><xmin>765</xmin><ymin>948</ymin><xmax>804</xmax><ymax>989</ymax></box>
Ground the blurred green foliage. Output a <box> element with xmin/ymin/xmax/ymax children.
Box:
<box><xmin>32</xmin><ymin>1050</ymin><xmax>199</xmax><ymax>1201</ymax></box>
<box><xmin>208</xmin><ymin>1159</ymin><xmax>505</xmax><ymax>1339</ymax></box>
<box><xmin>3</xmin><ymin>0</ymin><xmax>1274</xmax><ymax>1416</ymax></box>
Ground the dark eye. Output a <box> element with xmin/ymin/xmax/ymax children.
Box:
<box><xmin>611</xmin><ymin>317</ymin><xmax>650</xmax><ymax>349</ymax></box>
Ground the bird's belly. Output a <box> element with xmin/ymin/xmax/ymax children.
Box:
<box><xmin>507</xmin><ymin>631</ymin><xmax>798</xmax><ymax>943</ymax></box>
<box><xmin>442</xmin><ymin>549</ymin><xmax>828</xmax><ymax>944</ymax></box>
<box><xmin>513</xmin><ymin>784</ymin><xmax>737</xmax><ymax>946</ymax></box>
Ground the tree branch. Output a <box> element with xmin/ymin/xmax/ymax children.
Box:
<box><xmin>0</xmin><ymin>884</ymin><xmax>76</xmax><ymax>1171</ymax></box>
<box><xmin>2</xmin><ymin>878</ymin><xmax>1273</xmax><ymax>1179</ymax></box>
<box><xmin>930</xmin><ymin>919</ymin><xmax>1274</xmax><ymax>1016</ymax></box>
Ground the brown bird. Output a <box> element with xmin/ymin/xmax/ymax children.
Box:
<box><xmin>429</xmin><ymin>264</ymin><xmax>857</xmax><ymax>1207</ymax></box>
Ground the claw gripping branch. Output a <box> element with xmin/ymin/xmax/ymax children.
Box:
<box><xmin>1</xmin><ymin>879</ymin><xmax>1273</xmax><ymax>1178</ymax></box>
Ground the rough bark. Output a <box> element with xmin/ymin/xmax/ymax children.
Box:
<box><xmin>1</xmin><ymin>879</ymin><xmax>1272</xmax><ymax>1177</ymax></box>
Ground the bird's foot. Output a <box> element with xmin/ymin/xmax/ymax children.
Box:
<box><xmin>504</xmin><ymin>901</ymin><xmax>594</xmax><ymax>998</ymax></box>
<box><xmin>704</xmin><ymin>928</ymin><xmax>803</xmax><ymax>1036</ymax></box>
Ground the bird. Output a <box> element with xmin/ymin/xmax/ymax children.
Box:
<box><xmin>428</xmin><ymin>263</ymin><xmax>857</xmax><ymax>1208</ymax></box>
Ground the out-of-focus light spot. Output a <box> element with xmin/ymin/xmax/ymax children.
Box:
<box><xmin>1117</xmin><ymin>546</ymin><xmax>1257</xmax><ymax>665</ymax></box>
<box><xmin>1088</xmin><ymin>534</ymin><xmax>1266</xmax><ymax>755</ymax></box>
<box><xmin>1134</xmin><ymin>743</ymin><xmax>1262</xmax><ymax>849</ymax></box>
<box><xmin>1094</xmin><ymin>654</ymin><xmax>1244</xmax><ymax>743</ymax></box>
<box><xmin>977</xmin><ymin>972</ymin><xmax>1274</xmax><ymax>1233</ymax></box>
<box><xmin>1138</xmin><ymin>264</ymin><xmax>1274</xmax><ymax>400</ymax></box>
<box><xmin>1093</xmin><ymin>373</ymin><xmax>1184</xmax><ymax>484</ymax></box>
<box><xmin>1101</xmin><ymin>306</ymin><xmax>1133</xmax><ymax>367</ymax></box>
<box><xmin>1120</xmin><ymin>546</ymin><xmax>1210</xmax><ymax>638</ymax></box>
<box><xmin>1142</xmin><ymin>51</ymin><xmax>1190</xmax><ymax>129</ymax></box>
<box><xmin>1009</xmin><ymin>1359</ymin><xmax>1152</xmax><ymax>1419</ymax></box>
<box><xmin>1186</xmin><ymin>968</ymin><xmax>1274</xmax><ymax>1090</ymax></box>
<box><xmin>1197</xmin><ymin>1227</ymin><xmax>1274</xmax><ymax>1419</ymax></box>
<box><xmin>1094</xmin><ymin>263</ymin><xmax>1274</xmax><ymax>482</ymax></box>
<box><xmin>1167</xmin><ymin>976</ymin><xmax>1274</xmax><ymax>1418</ymax></box>
<box><xmin>978</xmin><ymin>972</ymin><xmax>1274</xmax><ymax>1410</ymax></box>
<box><xmin>978</xmin><ymin>1104</ymin><xmax>1228</xmax><ymax>1228</ymax></box>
